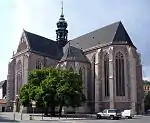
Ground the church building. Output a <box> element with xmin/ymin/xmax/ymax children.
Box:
<box><xmin>6</xmin><ymin>6</ymin><xmax>144</xmax><ymax>114</ymax></box>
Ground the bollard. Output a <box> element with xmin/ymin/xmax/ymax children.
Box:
<box><xmin>21</xmin><ymin>113</ymin><xmax>23</xmax><ymax>120</ymax></box>
<box><xmin>29</xmin><ymin>115</ymin><xmax>32</xmax><ymax>120</ymax></box>
<box><xmin>13</xmin><ymin>113</ymin><xmax>15</xmax><ymax>121</ymax></box>
<box><xmin>42</xmin><ymin>114</ymin><xmax>43</xmax><ymax>120</ymax></box>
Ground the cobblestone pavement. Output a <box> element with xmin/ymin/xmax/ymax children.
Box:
<box><xmin>0</xmin><ymin>112</ymin><xmax>150</xmax><ymax>123</ymax></box>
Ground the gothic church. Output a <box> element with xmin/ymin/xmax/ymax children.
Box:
<box><xmin>6</xmin><ymin>7</ymin><xmax>144</xmax><ymax>114</ymax></box>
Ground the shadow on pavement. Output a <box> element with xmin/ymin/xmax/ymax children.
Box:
<box><xmin>0</xmin><ymin>115</ymin><xmax>19</xmax><ymax>122</ymax></box>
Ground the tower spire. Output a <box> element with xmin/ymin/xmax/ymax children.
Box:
<box><xmin>56</xmin><ymin>0</ymin><xmax>68</xmax><ymax>47</ymax></box>
<box><xmin>61</xmin><ymin>0</ymin><xmax>64</xmax><ymax>17</ymax></box>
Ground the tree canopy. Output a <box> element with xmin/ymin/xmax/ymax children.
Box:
<box><xmin>19</xmin><ymin>68</ymin><xmax>86</xmax><ymax>116</ymax></box>
<box><xmin>144</xmin><ymin>92</ymin><xmax>150</xmax><ymax>111</ymax></box>
<box><xmin>143</xmin><ymin>80</ymin><xmax>150</xmax><ymax>85</ymax></box>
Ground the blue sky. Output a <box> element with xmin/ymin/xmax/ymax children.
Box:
<box><xmin>0</xmin><ymin>0</ymin><xmax>150</xmax><ymax>81</ymax></box>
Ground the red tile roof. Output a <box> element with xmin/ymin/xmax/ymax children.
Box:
<box><xmin>0</xmin><ymin>99</ymin><xmax>7</xmax><ymax>104</ymax></box>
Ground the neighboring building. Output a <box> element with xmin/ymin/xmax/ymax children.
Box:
<box><xmin>143</xmin><ymin>81</ymin><xmax>150</xmax><ymax>93</ymax></box>
<box><xmin>0</xmin><ymin>80</ymin><xmax>7</xmax><ymax>112</ymax></box>
<box><xmin>0</xmin><ymin>80</ymin><xmax>7</xmax><ymax>99</ymax></box>
<box><xmin>6</xmin><ymin>7</ymin><xmax>144</xmax><ymax>114</ymax></box>
<box><xmin>0</xmin><ymin>99</ymin><xmax>7</xmax><ymax>112</ymax></box>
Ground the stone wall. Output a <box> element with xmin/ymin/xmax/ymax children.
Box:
<box><xmin>100</xmin><ymin>102</ymin><xmax>110</xmax><ymax>111</ymax></box>
<box><xmin>6</xmin><ymin>59</ymin><xmax>16</xmax><ymax>111</ymax></box>
<box><xmin>114</xmin><ymin>102</ymin><xmax>131</xmax><ymax>110</ymax></box>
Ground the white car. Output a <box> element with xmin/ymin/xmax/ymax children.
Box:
<box><xmin>97</xmin><ymin>109</ymin><xmax>122</xmax><ymax>120</ymax></box>
<box><xmin>121</xmin><ymin>109</ymin><xmax>134</xmax><ymax>119</ymax></box>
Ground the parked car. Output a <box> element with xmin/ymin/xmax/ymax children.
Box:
<box><xmin>121</xmin><ymin>109</ymin><xmax>134</xmax><ymax>119</ymax></box>
<box><xmin>146</xmin><ymin>109</ymin><xmax>150</xmax><ymax>115</ymax></box>
<box><xmin>97</xmin><ymin>109</ymin><xmax>122</xmax><ymax>120</ymax></box>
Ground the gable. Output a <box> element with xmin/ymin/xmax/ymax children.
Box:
<box><xmin>69</xmin><ymin>21</ymin><xmax>135</xmax><ymax>50</ymax></box>
<box><xmin>17</xmin><ymin>31</ymin><xmax>29</xmax><ymax>53</ymax></box>
<box><xmin>112</xmin><ymin>22</ymin><xmax>135</xmax><ymax>48</ymax></box>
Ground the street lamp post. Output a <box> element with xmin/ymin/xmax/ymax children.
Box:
<box><xmin>15</xmin><ymin>94</ymin><xmax>19</xmax><ymax>112</ymax></box>
<box><xmin>13</xmin><ymin>100</ymin><xmax>16</xmax><ymax>121</ymax></box>
<box><xmin>31</xmin><ymin>100</ymin><xmax>36</xmax><ymax>120</ymax></box>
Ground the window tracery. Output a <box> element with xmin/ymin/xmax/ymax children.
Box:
<box><xmin>115</xmin><ymin>52</ymin><xmax>125</xmax><ymax>96</ymax></box>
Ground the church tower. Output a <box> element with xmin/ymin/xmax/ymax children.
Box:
<box><xmin>56</xmin><ymin>1</ymin><xmax>68</xmax><ymax>47</ymax></box>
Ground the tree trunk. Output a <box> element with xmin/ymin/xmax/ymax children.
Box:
<box><xmin>44</xmin><ymin>104</ymin><xmax>49</xmax><ymax>116</ymax></box>
<box><xmin>59</xmin><ymin>105</ymin><xmax>63</xmax><ymax>117</ymax></box>
<box><xmin>50</xmin><ymin>105</ymin><xmax>55</xmax><ymax>116</ymax></box>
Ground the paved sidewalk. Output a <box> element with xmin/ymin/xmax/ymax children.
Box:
<box><xmin>0</xmin><ymin>112</ymin><xmax>145</xmax><ymax>122</ymax></box>
<box><xmin>0</xmin><ymin>112</ymin><xmax>89</xmax><ymax>122</ymax></box>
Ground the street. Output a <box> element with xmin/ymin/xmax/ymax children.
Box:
<box><xmin>0</xmin><ymin>112</ymin><xmax>150</xmax><ymax>123</ymax></box>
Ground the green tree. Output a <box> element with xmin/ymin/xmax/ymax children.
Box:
<box><xmin>20</xmin><ymin>68</ymin><xmax>86</xmax><ymax>116</ymax></box>
<box><xmin>143</xmin><ymin>80</ymin><xmax>150</xmax><ymax>85</ymax></box>
<box><xmin>144</xmin><ymin>92</ymin><xmax>150</xmax><ymax>111</ymax></box>
<box><xmin>40</xmin><ymin>68</ymin><xmax>61</xmax><ymax>116</ymax></box>
<box><xmin>19</xmin><ymin>84</ymin><xmax>30</xmax><ymax>106</ymax></box>
<box><xmin>20</xmin><ymin>68</ymin><xmax>50</xmax><ymax>114</ymax></box>
<box><xmin>56</xmin><ymin>70</ymin><xmax>86</xmax><ymax>116</ymax></box>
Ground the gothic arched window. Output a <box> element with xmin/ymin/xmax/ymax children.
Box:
<box><xmin>16</xmin><ymin>61</ymin><xmax>22</xmax><ymax>94</ymax></box>
<box><xmin>36</xmin><ymin>59</ymin><xmax>42</xmax><ymax>69</ymax></box>
<box><xmin>104</xmin><ymin>53</ymin><xmax>109</xmax><ymax>96</ymax></box>
<box><xmin>93</xmin><ymin>55</ymin><xmax>95</xmax><ymax>84</ymax></box>
<box><xmin>17</xmin><ymin>61</ymin><xmax>22</xmax><ymax>71</ymax></box>
<box><xmin>79</xmin><ymin>67</ymin><xmax>86</xmax><ymax>94</ymax></box>
<box><xmin>115</xmin><ymin>52</ymin><xmax>125</xmax><ymax>96</ymax></box>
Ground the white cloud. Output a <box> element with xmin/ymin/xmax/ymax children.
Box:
<box><xmin>143</xmin><ymin>77</ymin><xmax>150</xmax><ymax>81</ymax></box>
<box><xmin>142</xmin><ymin>66</ymin><xmax>150</xmax><ymax>81</ymax></box>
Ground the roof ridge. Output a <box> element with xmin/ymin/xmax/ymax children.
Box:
<box><xmin>112</xmin><ymin>21</ymin><xmax>121</xmax><ymax>42</ymax></box>
<box><xmin>71</xmin><ymin>21</ymin><xmax>121</xmax><ymax>41</ymax></box>
<box><xmin>24</xmin><ymin>30</ymin><xmax>56</xmax><ymax>43</ymax></box>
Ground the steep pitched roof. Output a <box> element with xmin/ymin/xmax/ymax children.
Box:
<box><xmin>112</xmin><ymin>22</ymin><xmax>134</xmax><ymax>46</ymax></box>
<box><xmin>0</xmin><ymin>80</ymin><xmax>6</xmax><ymax>87</ymax></box>
<box><xmin>24</xmin><ymin>30</ymin><xmax>63</xmax><ymax>60</ymax></box>
<box><xmin>70</xmin><ymin>21</ymin><xmax>135</xmax><ymax>50</ymax></box>
<box><xmin>60</xmin><ymin>45</ymin><xmax>89</xmax><ymax>63</ymax></box>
